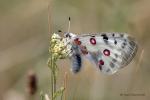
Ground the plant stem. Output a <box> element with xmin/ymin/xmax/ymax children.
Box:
<box><xmin>53</xmin><ymin>70</ymin><xmax>56</xmax><ymax>93</ymax></box>
<box><xmin>49</xmin><ymin>43</ymin><xmax>53</xmax><ymax>100</ymax></box>
<box><xmin>50</xmin><ymin>57</ymin><xmax>57</xmax><ymax>100</ymax></box>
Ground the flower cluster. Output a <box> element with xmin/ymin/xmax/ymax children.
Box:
<box><xmin>49</xmin><ymin>33</ymin><xmax>71</xmax><ymax>59</ymax></box>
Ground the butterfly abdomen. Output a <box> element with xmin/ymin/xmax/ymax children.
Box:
<box><xmin>71</xmin><ymin>54</ymin><xmax>82</xmax><ymax>73</ymax></box>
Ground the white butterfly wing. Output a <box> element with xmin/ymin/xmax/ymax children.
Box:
<box><xmin>73</xmin><ymin>32</ymin><xmax>138</xmax><ymax>75</ymax></box>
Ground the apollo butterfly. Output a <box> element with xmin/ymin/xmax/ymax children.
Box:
<box><xmin>52</xmin><ymin>18</ymin><xmax>138</xmax><ymax>75</ymax></box>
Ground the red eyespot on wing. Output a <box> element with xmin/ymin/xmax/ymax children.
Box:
<box><xmin>90</xmin><ymin>38</ymin><xmax>96</xmax><ymax>45</ymax></box>
<box><xmin>99</xmin><ymin>60</ymin><xmax>104</xmax><ymax>65</ymax></box>
<box><xmin>74</xmin><ymin>38</ymin><xmax>81</xmax><ymax>45</ymax></box>
<box><xmin>98</xmin><ymin>60</ymin><xmax>104</xmax><ymax>70</ymax></box>
<box><xmin>103</xmin><ymin>49</ymin><xmax>110</xmax><ymax>56</ymax></box>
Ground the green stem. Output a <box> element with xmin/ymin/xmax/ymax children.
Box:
<box><xmin>51</xmin><ymin>57</ymin><xmax>57</xmax><ymax>100</ymax></box>
<box><xmin>54</xmin><ymin>64</ymin><xmax>57</xmax><ymax>93</ymax></box>
<box><xmin>61</xmin><ymin>91</ymin><xmax>63</xmax><ymax>100</ymax></box>
<box><xmin>51</xmin><ymin>60</ymin><xmax>54</xmax><ymax>100</ymax></box>
<box><xmin>52</xmin><ymin>71</ymin><xmax>55</xmax><ymax>99</ymax></box>
<box><xmin>49</xmin><ymin>43</ymin><xmax>54</xmax><ymax>100</ymax></box>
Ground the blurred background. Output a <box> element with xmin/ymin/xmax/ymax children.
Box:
<box><xmin>0</xmin><ymin>0</ymin><xmax>150</xmax><ymax>100</ymax></box>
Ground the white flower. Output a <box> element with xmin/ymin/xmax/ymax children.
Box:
<box><xmin>50</xmin><ymin>33</ymin><xmax>72</xmax><ymax>59</ymax></box>
<box><xmin>51</xmin><ymin>33</ymin><xmax>61</xmax><ymax>43</ymax></box>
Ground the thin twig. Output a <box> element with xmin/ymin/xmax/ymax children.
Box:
<box><xmin>48</xmin><ymin>0</ymin><xmax>52</xmax><ymax>36</ymax></box>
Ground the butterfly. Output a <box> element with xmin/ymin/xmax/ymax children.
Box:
<box><xmin>52</xmin><ymin>32</ymin><xmax>138</xmax><ymax>75</ymax></box>
<box><xmin>52</xmin><ymin>18</ymin><xmax>138</xmax><ymax>75</ymax></box>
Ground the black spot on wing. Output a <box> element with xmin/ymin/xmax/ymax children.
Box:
<box><xmin>114</xmin><ymin>40</ymin><xmax>117</xmax><ymax>44</ymax></box>
<box><xmin>112</xmin><ymin>59</ymin><xmax>117</xmax><ymax>63</ymax></box>
<box><xmin>121</xmin><ymin>45</ymin><xmax>125</xmax><ymax>49</ymax></box>
<box><xmin>91</xmin><ymin>35</ymin><xmax>95</xmax><ymax>37</ymax></box>
<box><xmin>101</xmin><ymin>34</ymin><xmax>108</xmax><ymax>40</ymax></box>
<box><xmin>121</xmin><ymin>42</ymin><xmax>127</xmax><ymax>49</ymax></box>
<box><xmin>124</xmin><ymin>39</ymin><xmax>127</xmax><ymax>42</ymax></box>
<box><xmin>110</xmin><ymin>62</ymin><xmax>115</xmax><ymax>68</ymax></box>
<box><xmin>123</xmin><ymin>42</ymin><xmax>127</xmax><ymax>46</ymax></box>
<box><xmin>101</xmin><ymin>34</ymin><xmax>109</xmax><ymax>44</ymax></box>
<box><xmin>112</xmin><ymin>33</ymin><xmax>115</xmax><ymax>37</ymax></box>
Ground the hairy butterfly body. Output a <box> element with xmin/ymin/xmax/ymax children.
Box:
<box><xmin>61</xmin><ymin>32</ymin><xmax>138</xmax><ymax>75</ymax></box>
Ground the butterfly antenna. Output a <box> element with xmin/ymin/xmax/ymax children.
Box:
<box><xmin>67</xmin><ymin>17</ymin><xmax>71</xmax><ymax>33</ymax></box>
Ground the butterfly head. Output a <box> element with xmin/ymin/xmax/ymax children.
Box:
<box><xmin>64</xmin><ymin>32</ymin><xmax>76</xmax><ymax>39</ymax></box>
